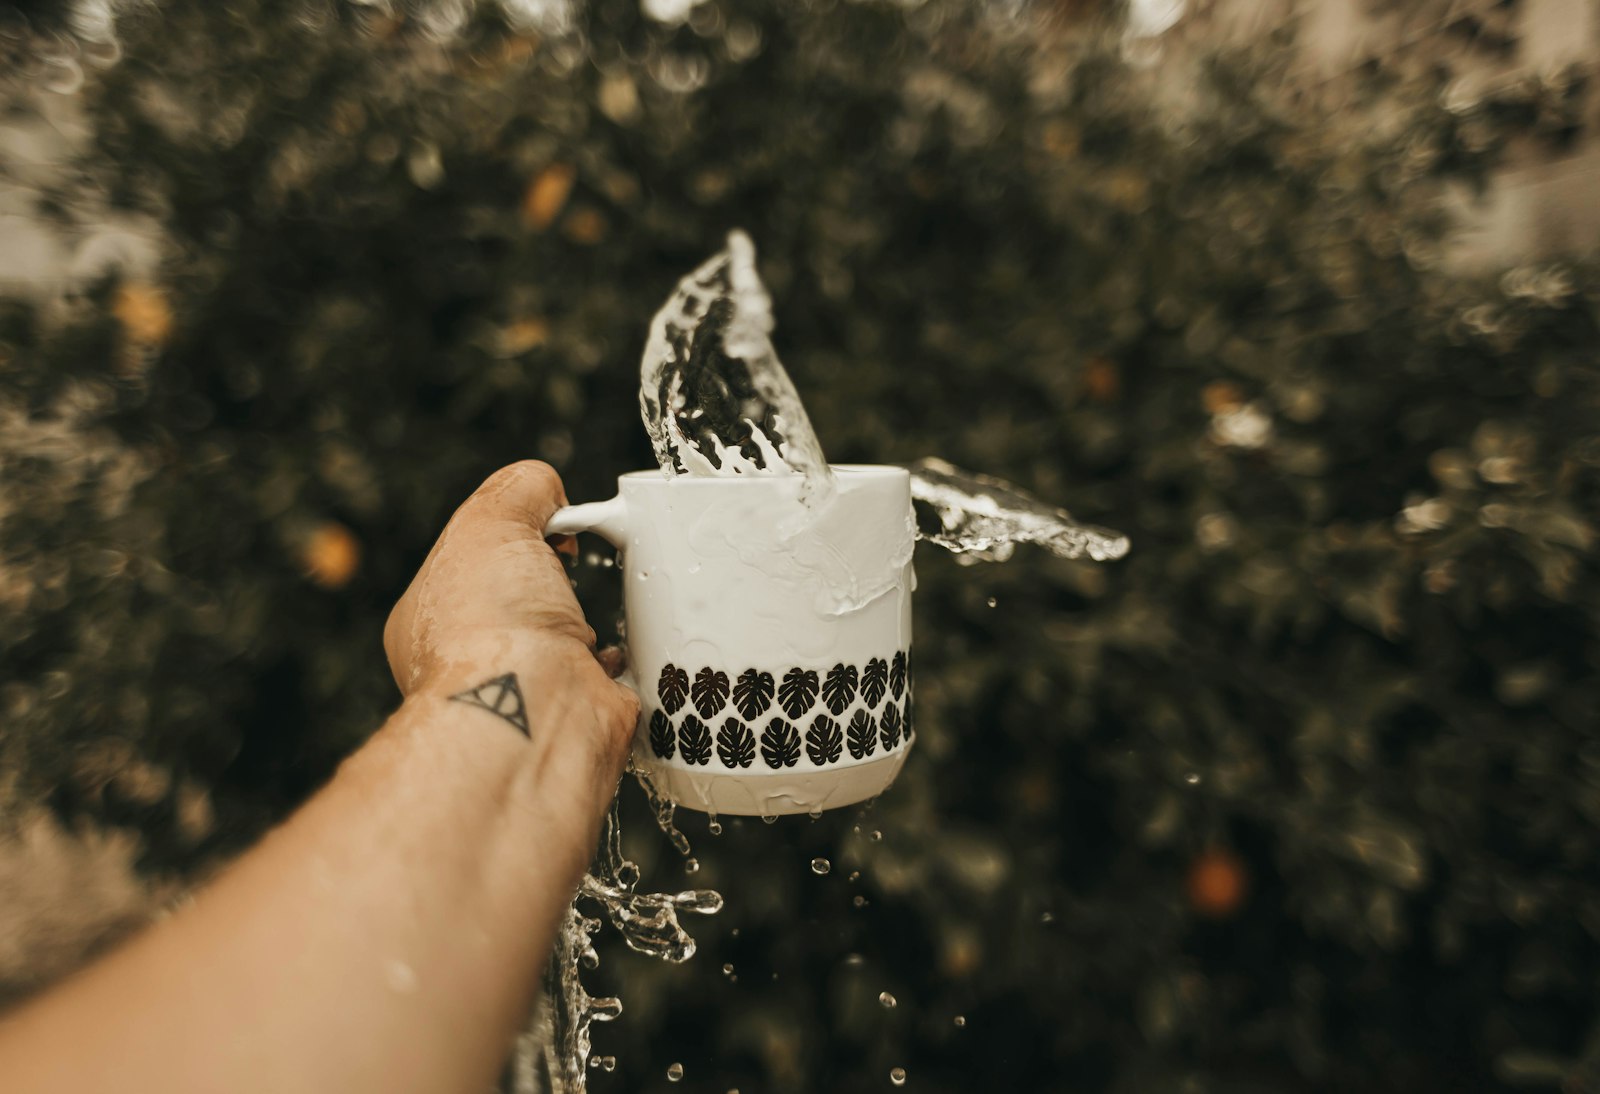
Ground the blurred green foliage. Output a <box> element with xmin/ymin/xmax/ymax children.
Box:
<box><xmin>3</xmin><ymin>1</ymin><xmax>1600</xmax><ymax>1090</ymax></box>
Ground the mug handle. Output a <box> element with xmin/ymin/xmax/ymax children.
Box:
<box><xmin>547</xmin><ymin>496</ymin><xmax>638</xmax><ymax>694</ymax></box>
<box><xmin>546</xmin><ymin>496</ymin><xmax>629</xmax><ymax>548</ymax></box>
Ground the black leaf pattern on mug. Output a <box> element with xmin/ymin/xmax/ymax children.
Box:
<box><xmin>732</xmin><ymin>669</ymin><xmax>775</xmax><ymax>720</ymax></box>
<box><xmin>879</xmin><ymin>702</ymin><xmax>902</xmax><ymax>751</ymax></box>
<box><xmin>717</xmin><ymin>718</ymin><xmax>755</xmax><ymax>768</ymax></box>
<box><xmin>861</xmin><ymin>658</ymin><xmax>888</xmax><ymax>709</ymax></box>
<box><xmin>901</xmin><ymin>696</ymin><xmax>914</xmax><ymax>741</ymax></box>
<box><xmin>657</xmin><ymin>664</ymin><xmax>689</xmax><ymax>715</ymax></box>
<box><xmin>778</xmin><ymin>668</ymin><xmax>819</xmax><ymax>719</ymax></box>
<box><xmin>847</xmin><ymin>710</ymin><xmax>877</xmax><ymax>760</ymax></box>
<box><xmin>679</xmin><ymin>715</ymin><xmax>712</xmax><ymax>766</ymax></box>
<box><xmin>889</xmin><ymin>651</ymin><xmax>907</xmax><ymax>699</ymax></box>
<box><xmin>820</xmin><ymin>663</ymin><xmax>858</xmax><ymax>715</ymax></box>
<box><xmin>760</xmin><ymin>718</ymin><xmax>801</xmax><ymax>769</ymax></box>
<box><xmin>649</xmin><ymin>710</ymin><xmax>675</xmax><ymax>760</ymax></box>
<box><xmin>692</xmin><ymin>667</ymin><xmax>730</xmax><ymax>719</ymax></box>
<box><xmin>806</xmin><ymin>715</ymin><xmax>843</xmax><ymax>766</ymax></box>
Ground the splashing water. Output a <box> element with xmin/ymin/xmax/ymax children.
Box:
<box><xmin>638</xmin><ymin>230</ymin><xmax>834</xmax><ymax>509</ymax></box>
<box><xmin>520</xmin><ymin>776</ymin><xmax>722</xmax><ymax>1094</ymax></box>
<box><xmin>640</xmin><ymin>232</ymin><xmax>1128</xmax><ymax>561</ymax></box>
<box><xmin>527</xmin><ymin>233</ymin><xmax>1128</xmax><ymax>1090</ymax></box>
<box><xmin>906</xmin><ymin>457</ymin><xmax>1130</xmax><ymax>563</ymax></box>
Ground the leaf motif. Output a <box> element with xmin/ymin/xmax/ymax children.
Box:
<box><xmin>649</xmin><ymin>710</ymin><xmax>675</xmax><ymax>760</ymax></box>
<box><xmin>777</xmin><ymin>667</ymin><xmax>819</xmax><ymax>719</ymax></box>
<box><xmin>760</xmin><ymin>718</ymin><xmax>800</xmax><ymax>769</ymax></box>
<box><xmin>879</xmin><ymin>702</ymin><xmax>902</xmax><ymax>751</ymax></box>
<box><xmin>657</xmin><ymin>663</ymin><xmax>689</xmax><ymax>714</ymax></box>
<box><xmin>716</xmin><ymin>718</ymin><xmax>755</xmax><ymax>769</ymax></box>
<box><xmin>847</xmin><ymin>710</ymin><xmax>877</xmax><ymax>760</ymax></box>
<box><xmin>732</xmin><ymin>669</ymin><xmax>775</xmax><ymax>719</ymax></box>
<box><xmin>901</xmin><ymin>696</ymin><xmax>913</xmax><ymax>741</ymax></box>
<box><xmin>861</xmin><ymin>657</ymin><xmax>888</xmax><ymax>709</ymax></box>
<box><xmin>679</xmin><ymin>715</ymin><xmax>712</xmax><ymax>765</ymax></box>
<box><xmin>889</xmin><ymin>651</ymin><xmax>907</xmax><ymax>699</ymax></box>
<box><xmin>806</xmin><ymin>715</ymin><xmax>843</xmax><ymax>766</ymax></box>
<box><xmin>820</xmin><ymin>663</ymin><xmax>858</xmax><ymax>715</ymax></box>
<box><xmin>691</xmin><ymin>667</ymin><xmax>730</xmax><ymax>718</ymax></box>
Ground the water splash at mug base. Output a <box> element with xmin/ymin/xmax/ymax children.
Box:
<box><xmin>519</xmin><ymin>778</ymin><xmax>721</xmax><ymax>1094</ymax></box>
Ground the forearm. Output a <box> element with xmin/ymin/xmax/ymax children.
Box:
<box><xmin>0</xmin><ymin>682</ymin><xmax>617</xmax><ymax>1094</ymax></box>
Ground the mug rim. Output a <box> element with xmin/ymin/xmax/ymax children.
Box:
<box><xmin>617</xmin><ymin>463</ymin><xmax>908</xmax><ymax>485</ymax></box>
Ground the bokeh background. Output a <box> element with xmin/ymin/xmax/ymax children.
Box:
<box><xmin>4</xmin><ymin>0</ymin><xmax>1600</xmax><ymax>1090</ymax></box>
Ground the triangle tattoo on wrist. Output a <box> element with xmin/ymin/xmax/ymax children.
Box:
<box><xmin>449</xmin><ymin>673</ymin><xmax>531</xmax><ymax>738</ymax></box>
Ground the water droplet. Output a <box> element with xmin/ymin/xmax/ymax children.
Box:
<box><xmin>722</xmin><ymin>963</ymin><xmax>735</xmax><ymax>977</ymax></box>
<box><xmin>685</xmin><ymin>857</ymin><xmax>700</xmax><ymax>875</ymax></box>
<box><xmin>384</xmin><ymin>959</ymin><xmax>417</xmax><ymax>994</ymax></box>
<box><xmin>762</xmin><ymin>815</ymin><xmax>777</xmax><ymax>825</ymax></box>
<box><xmin>811</xmin><ymin>857</ymin><xmax>831</xmax><ymax>875</ymax></box>
<box><xmin>589</xmin><ymin>1057</ymin><xmax>601</xmax><ymax>1070</ymax></box>
<box><xmin>731</xmin><ymin>928</ymin><xmax>740</xmax><ymax>938</ymax></box>
<box><xmin>869</xmin><ymin>830</ymin><xmax>883</xmax><ymax>842</ymax></box>
<box><xmin>986</xmin><ymin>596</ymin><xmax>997</xmax><ymax>608</ymax></box>
<box><xmin>1040</xmin><ymin>911</ymin><xmax>1055</xmax><ymax>924</ymax></box>
<box><xmin>808</xmin><ymin>807</ymin><xmax>823</xmax><ymax>820</ymax></box>
<box><xmin>853</xmin><ymin>895</ymin><xmax>868</xmax><ymax>908</ymax></box>
<box><xmin>890</xmin><ymin>1066</ymin><xmax>907</xmax><ymax>1085</ymax></box>
<box><xmin>879</xmin><ymin>991</ymin><xmax>897</xmax><ymax>1008</ymax></box>
<box><xmin>1184</xmin><ymin>772</ymin><xmax>1202</xmax><ymax>785</ymax></box>
<box><xmin>848</xmin><ymin>870</ymin><xmax>861</xmax><ymax>882</ymax></box>
<box><xmin>667</xmin><ymin>1062</ymin><xmax>684</xmax><ymax>1082</ymax></box>
<box><xmin>843</xmin><ymin>953</ymin><xmax>864</xmax><ymax>966</ymax></box>
<box><xmin>601</xmin><ymin>1056</ymin><xmax>617</xmax><ymax>1072</ymax></box>
<box><xmin>708</xmin><ymin>818</ymin><xmax>723</xmax><ymax>836</ymax></box>
<box><xmin>954</xmin><ymin>1015</ymin><xmax>967</xmax><ymax>1027</ymax></box>
<box><xmin>580</xmin><ymin>948</ymin><xmax>600</xmax><ymax>970</ymax></box>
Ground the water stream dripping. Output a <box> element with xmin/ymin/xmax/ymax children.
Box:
<box><xmin>518</xmin><ymin>774</ymin><xmax>722</xmax><ymax>1094</ymax></box>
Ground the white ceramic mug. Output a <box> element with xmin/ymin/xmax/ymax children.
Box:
<box><xmin>546</xmin><ymin>465</ymin><xmax>916</xmax><ymax>817</ymax></box>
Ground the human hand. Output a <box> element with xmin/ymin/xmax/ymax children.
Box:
<box><xmin>383</xmin><ymin>461</ymin><xmax>638</xmax><ymax>782</ymax></box>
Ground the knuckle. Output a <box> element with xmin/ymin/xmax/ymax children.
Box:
<box><xmin>382</xmin><ymin>605</ymin><xmax>405</xmax><ymax>659</ymax></box>
<box><xmin>531</xmin><ymin>609</ymin><xmax>595</xmax><ymax>650</ymax></box>
<box><xmin>608</xmin><ymin>691</ymin><xmax>641</xmax><ymax>744</ymax></box>
<box><xmin>615</xmin><ymin>685</ymin><xmax>641</xmax><ymax>721</ymax></box>
<box><xmin>488</xmin><ymin>459</ymin><xmax>561</xmax><ymax>498</ymax></box>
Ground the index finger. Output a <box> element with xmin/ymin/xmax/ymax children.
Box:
<box><xmin>452</xmin><ymin>460</ymin><xmax>569</xmax><ymax>535</ymax></box>
<box><xmin>408</xmin><ymin>461</ymin><xmax>594</xmax><ymax>645</ymax></box>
